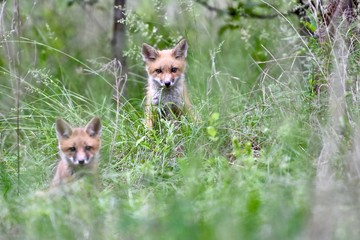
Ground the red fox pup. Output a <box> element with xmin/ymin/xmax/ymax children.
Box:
<box><xmin>142</xmin><ymin>39</ymin><xmax>192</xmax><ymax>129</ymax></box>
<box><xmin>51</xmin><ymin>117</ymin><xmax>102</xmax><ymax>187</ymax></box>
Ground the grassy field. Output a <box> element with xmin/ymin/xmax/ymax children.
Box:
<box><xmin>1</xmin><ymin>0</ymin><xmax>360</xmax><ymax>239</ymax></box>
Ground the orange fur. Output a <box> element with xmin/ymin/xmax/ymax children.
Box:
<box><xmin>142</xmin><ymin>39</ymin><xmax>192</xmax><ymax>129</ymax></box>
<box><xmin>51</xmin><ymin>117</ymin><xmax>102</xmax><ymax>188</ymax></box>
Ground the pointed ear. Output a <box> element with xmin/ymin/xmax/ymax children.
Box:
<box><xmin>56</xmin><ymin>119</ymin><xmax>72</xmax><ymax>139</ymax></box>
<box><xmin>172</xmin><ymin>39</ymin><xmax>188</xmax><ymax>59</ymax></box>
<box><xmin>142</xmin><ymin>43</ymin><xmax>159</xmax><ymax>62</ymax></box>
<box><xmin>85</xmin><ymin>117</ymin><xmax>102</xmax><ymax>137</ymax></box>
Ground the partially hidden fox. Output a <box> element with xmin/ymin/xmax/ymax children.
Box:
<box><xmin>141</xmin><ymin>39</ymin><xmax>192</xmax><ymax>129</ymax></box>
<box><xmin>51</xmin><ymin>117</ymin><xmax>102</xmax><ymax>188</ymax></box>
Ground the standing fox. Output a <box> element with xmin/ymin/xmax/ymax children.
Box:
<box><xmin>51</xmin><ymin>117</ymin><xmax>102</xmax><ymax>188</ymax></box>
<box><xmin>142</xmin><ymin>39</ymin><xmax>192</xmax><ymax>129</ymax></box>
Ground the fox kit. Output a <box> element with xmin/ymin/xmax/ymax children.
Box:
<box><xmin>142</xmin><ymin>39</ymin><xmax>192</xmax><ymax>129</ymax></box>
<box><xmin>51</xmin><ymin>117</ymin><xmax>102</xmax><ymax>188</ymax></box>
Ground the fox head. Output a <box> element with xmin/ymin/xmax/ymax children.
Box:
<box><xmin>55</xmin><ymin>117</ymin><xmax>102</xmax><ymax>166</ymax></box>
<box><xmin>142</xmin><ymin>39</ymin><xmax>188</xmax><ymax>88</ymax></box>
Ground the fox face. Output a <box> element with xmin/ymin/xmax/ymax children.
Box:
<box><xmin>142</xmin><ymin>39</ymin><xmax>188</xmax><ymax>88</ymax></box>
<box><xmin>55</xmin><ymin>117</ymin><xmax>102</xmax><ymax>167</ymax></box>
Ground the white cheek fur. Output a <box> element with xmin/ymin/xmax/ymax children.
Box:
<box><xmin>172</xmin><ymin>75</ymin><xmax>181</xmax><ymax>85</ymax></box>
<box><xmin>151</xmin><ymin>76</ymin><xmax>163</xmax><ymax>86</ymax></box>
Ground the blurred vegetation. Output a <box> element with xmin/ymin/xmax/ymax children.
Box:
<box><xmin>1</xmin><ymin>0</ymin><xmax>360</xmax><ymax>239</ymax></box>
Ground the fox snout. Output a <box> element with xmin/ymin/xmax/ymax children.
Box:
<box><xmin>162</xmin><ymin>73</ymin><xmax>177</xmax><ymax>88</ymax></box>
<box><xmin>74</xmin><ymin>149</ymin><xmax>89</xmax><ymax>165</ymax></box>
<box><xmin>152</xmin><ymin>77</ymin><xmax>175</xmax><ymax>88</ymax></box>
<box><xmin>164</xmin><ymin>80</ymin><xmax>172</xmax><ymax>87</ymax></box>
<box><xmin>66</xmin><ymin>147</ymin><xmax>93</xmax><ymax>165</ymax></box>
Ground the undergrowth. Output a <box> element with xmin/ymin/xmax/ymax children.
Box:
<box><xmin>1</xmin><ymin>0</ymin><xmax>360</xmax><ymax>239</ymax></box>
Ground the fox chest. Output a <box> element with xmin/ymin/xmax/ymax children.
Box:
<box><xmin>152</xmin><ymin>89</ymin><xmax>184</xmax><ymax>117</ymax></box>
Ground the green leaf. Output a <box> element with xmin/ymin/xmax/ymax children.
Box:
<box><xmin>210</xmin><ymin>112</ymin><xmax>219</xmax><ymax>121</ymax></box>
<box><xmin>207</xmin><ymin>126</ymin><xmax>217</xmax><ymax>138</ymax></box>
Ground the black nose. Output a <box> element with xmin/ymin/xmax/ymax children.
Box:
<box><xmin>165</xmin><ymin>82</ymin><xmax>171</xmax><ymax>87</ymax></box>
<box><xmin>78</xmin><ymin>160</ymin><xmax>85</xmax><ymax>164</ymax></box>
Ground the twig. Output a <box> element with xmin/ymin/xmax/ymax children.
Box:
<box><xmin>108</xmin><ymin>59</ymin><xmax>126</xmax><ymax>163</ymax></box>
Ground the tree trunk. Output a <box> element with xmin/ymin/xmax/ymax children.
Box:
<box><xmin>316</xmin><ymin>0</ymin><xmax>359</xmax><ymax>42</ymax></box>
<box><xmin>111</xmin><ymin>0</ymin><xmax>127</xmax><ymax>100</ymax></box>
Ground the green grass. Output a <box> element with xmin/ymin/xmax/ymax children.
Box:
<box><xmin>1</xmin><ymin>0</ymin><xmax>360</xmax><ymax>239</ymax></box>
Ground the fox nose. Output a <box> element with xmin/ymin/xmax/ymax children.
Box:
<box><xmin>78</xmin><ymin>160</ymin><xmax>85</xmax><ymax>164</ymax></box>
<box><xmin>164</xmin><ymin>81</ymin><xmax>171</xmax><ymax>87</ymax></box>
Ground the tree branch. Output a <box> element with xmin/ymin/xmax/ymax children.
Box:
<box><xmin>195</xmin><ymin>0</ymin><xmax>226</xmax><ymax>15</ymax></box>
<box><xmin>195</xmin><ymin>0</ymin><xmax>310</xmax><ymax>19</ymax></box>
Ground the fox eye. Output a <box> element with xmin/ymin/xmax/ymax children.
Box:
<box><xmin>171</xmin><ymin>67</ymin><xmax>178</xmax><ymax>73</ymax></box>
<box><xmin>85</xmin><ymin>146</ymin><xmax>92</xmax><ymax>151</ymax></box>
<box><xmin>155</xmin><ymin>69</ymin><xmax>162</xmax><ymax>74</ymax></box>
<box><xmin>68</xmin><ymin>147</ymin><xmax>76</xmax><ymax>152</ymax></box>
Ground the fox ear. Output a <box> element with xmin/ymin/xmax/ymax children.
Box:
<box><xmin>56</xmin><ymin>119</ymin><xmax>72</xmax><ymax>139</ymax></box>
<box><xmin>85</xmin><ymin>117</ymin><xmax>102</xmax><ymax>137</ymax></box>
<box><xmin>172</xmin><ymin>39</ymin><xmax>188</xmax><ymax>59</ymax></box>
<box><xmin>142</xmin><ymin>43</ymin><xmax>159</xmax><ymax>62</ymax></box>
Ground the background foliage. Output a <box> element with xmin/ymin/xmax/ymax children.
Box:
<box><xmin>1</xmin><ymin>0</ymin><xmax>360</xmax><ymax>239</ymax></box>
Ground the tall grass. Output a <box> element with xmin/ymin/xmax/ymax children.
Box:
<box><xmin>1</xmin><ymin>0</ymin><xmax>360</xmax><ymax>239</ymax></box>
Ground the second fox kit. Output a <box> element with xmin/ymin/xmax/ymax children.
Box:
<box><xmin>51</xmin><ymin>117</ymin><xmax>102</xmax><ymax>187</ymax></box>
<box><xmin>142</xmin><ymin>39</ymin><xmax>192</xmax><ymax>128</ymax></box>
